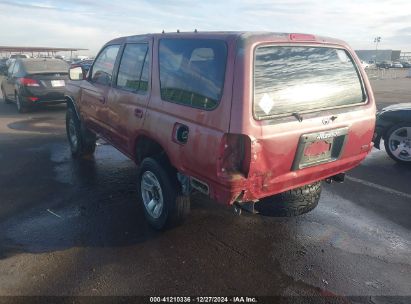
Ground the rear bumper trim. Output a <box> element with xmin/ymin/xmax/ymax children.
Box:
<box><xmin>209</xmin><ymin>151</ymin><xmax>370</xmax><ymax>205</ymax></box>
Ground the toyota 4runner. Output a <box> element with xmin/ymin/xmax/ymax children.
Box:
<box><xmin>65</xmin><ymin>32</ymin><xmax>375</xmax><ymax>229</ymax></box>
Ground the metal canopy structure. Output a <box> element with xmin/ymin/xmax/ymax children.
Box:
<box><xmin>0</xmin><ymin>46</ymin><xmax>88</xmax><ymax>60</ymax></box>
<box><xmin>0</xmin><ymin>46</ymin><xmax>87</xmax><ymax>52</ymax></box>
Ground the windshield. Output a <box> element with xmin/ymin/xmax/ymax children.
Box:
<box><xmin>253</xmin><ymin>46</ymin><xmax>366</xmax><ymax>119</ymax></box>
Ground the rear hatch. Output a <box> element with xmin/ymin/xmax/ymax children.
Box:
<box><xmin>21</xmin><ymin>59</ymin><xmax>69</xmax><ymax>100</ymax></box>
<box><xmin>229</xmin><ymin>36</ymin><xmax>375</xmax><ymax>199</ymax></box>
<box><xmin>253</xmin><ymin>45</ymin><xmax>368</xmax><ymax>170</ymax></box>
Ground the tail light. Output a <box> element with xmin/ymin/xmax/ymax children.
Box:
<box><xmin>218</xmin><ymin>134</ymin><xmax>251</xmax><ymax>177</ymax></box>
<box><xmin>289</xmin><ymin>33</ymin><xmax>316</xmax><ymax>41</ymax></box>
<box><xmin>19</xmin><ymin>78</ymin><xmax>40</xmax><ymax>87</ymax></box>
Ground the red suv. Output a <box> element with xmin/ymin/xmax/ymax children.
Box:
<box><xmin>65</xmin><ymin>32</ymin><xmax>375</xmax><ymax>229</ymax></box>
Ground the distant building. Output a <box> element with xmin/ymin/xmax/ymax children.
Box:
<box><xmin>400</xmin><ymin>52</ymin><xmax>411</xmax><ymax>62</ymax></box>
<box><xmin>355</xmin><ymin>50</ymin><xmax>401</xmax><ymax>62</ymax></box>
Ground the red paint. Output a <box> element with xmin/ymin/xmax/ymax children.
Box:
<box><xmin>289</xmin><ymin>33</ymin><xmax>316</xmax><ymax>41</ymax></box>
<box><xmin>28</xmin><ymin>97</ymin><xmax>39</xmax><ymax>102</ymax></box>
<box><xmin>65</xmin><ymin>32</ymin><xmax>376</xmax><ymax>206</ymax></box>
<box><xmin>304</xmin><ymin>141</ymin><xmax>331</xmax><ymax>157</ymax></box>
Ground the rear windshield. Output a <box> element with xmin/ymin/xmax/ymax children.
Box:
<box><xmin>22</xmin><ymin>60</ymin><xmax>69</xmax><ymax>74</ymax></box>
<box><xmin>254</xmin><ymin>46</ymin><xmax>366</xmax><ymax>119</ymax></box>
<box><xmin>159</xmin><ymin>39</ymin><xmax>227</xmax><ymax>110</ymax></box>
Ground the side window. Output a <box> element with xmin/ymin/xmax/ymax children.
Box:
<box><xmin>12</xmin><ymin>62</ymin><xmax>20</xmax><ymax>76</ymax></box>
<box><xmin>91</xmin><ymin>45</ymin><xmax>120</xmax><ymax>86</ymax></box>
<box><xmin>159</xmin><ymin>39</ymin><xmax>227</xmax><ymax>110</ymax></box>
<box><xmin>7</xmin><ymin>61</ymin><xmax>15</xmax><ymax>75</ymax></box>
<box><xmin>116</xmin><ymin>43</ymin><xmax>149</xmax><ymax>92</ymax></box>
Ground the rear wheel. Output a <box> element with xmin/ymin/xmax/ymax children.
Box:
<box><xmin>66</xmin><ymin>106</ymin><xmax>96</xmax><ymax>158</ymax></box>
<box><xmin>137</xmin><ymin>157</ymin><xmax>190</xmax><ymax>230</ymax></box>
<box><xmin>384</xmin><ymin>123</ymin><xmax>411</xmax><ymax>164</ymax></box>
<box><xmin>16</xmin><ymin>94</ymin><xmax>28</xmax><ymax>113</ymax></box>
<box><xmin>256</xmin><ymin>182</ymin><xmax>321</xmax><ymax>217</ymax></box>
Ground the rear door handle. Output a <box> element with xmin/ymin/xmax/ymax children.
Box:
<box><xmin>98</xmin><ymin>97</ymin><xmax>105</xmax><ymax>104</ymax></box>
<box><xmin>134</xmin><ymin>108</ymin><xmax>144</xmax><ymax>118</ymax></box>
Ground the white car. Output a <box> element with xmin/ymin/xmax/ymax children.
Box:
<box><xmin>360</xmin><ymin>60</ymin><xmax>370</xmax><ymax>69</ymax></box>
<box><xmin>6</xmin><ymin>54</ymin><xmax>30</xmax><ymax>66</ymax></box>
<box><xmin>392</xmin><ymin>62</ymin><xmax>403</xmax><ymax>68</ymax></box>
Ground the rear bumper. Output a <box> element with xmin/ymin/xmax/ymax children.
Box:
<box><xmin>20</xmin><ymin>90</ymin><xmax>65</xmax><ymax>105</ymax></box>
<box><xmin>209</xmin><ymin>149</ymin><xmax>371</xmax><ymax>205</ymax></box>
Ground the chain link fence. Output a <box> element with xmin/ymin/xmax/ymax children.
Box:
<box><xmin>365</xmin><ymin>68</ymin><xmax>411</xmax><ymax>80</ymax></box>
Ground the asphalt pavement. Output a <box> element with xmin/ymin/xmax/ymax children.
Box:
<box><xmin>0</xmin><ymin>78</ymin><xmax>410</xmax><ymax>300</ymax></box>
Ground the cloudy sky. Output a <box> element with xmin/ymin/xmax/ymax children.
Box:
<box><xmin>0</xmin><ymin>0</ymin><xmax>410</xmax><ymax>55</ymax></box>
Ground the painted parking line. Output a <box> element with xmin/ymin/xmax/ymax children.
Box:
<box><xmin>346</xmin><ymin>175</ymin><xmax>411</xmax><ymax>200</ymax></box>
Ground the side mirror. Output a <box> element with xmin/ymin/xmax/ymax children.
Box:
<box><xmin>69</xmin><ymin>66</ymin><xmax>85</xmax><ymax>81</ymax></box>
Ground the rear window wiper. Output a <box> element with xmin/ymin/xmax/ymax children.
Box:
<box><xmin>292</xmin><ymin>112</ymin><xmax>303</xmax><ymax>122</ymax></box>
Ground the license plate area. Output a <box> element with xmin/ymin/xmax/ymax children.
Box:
<box><xmin>51</xmin><ymin>80</ymin><xmax>65</xmax><ymax>87</ymax></box>
<box><xmin>292</xmin><ymin>127</ymin><xmax>349</xmax><ymax>170</ymax></box>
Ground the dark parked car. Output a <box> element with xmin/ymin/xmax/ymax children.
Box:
<box><xmin>0</xmin><ymin>58</ymin><xmax>7</xmax><ymax>74</ymax></box>
<box><xmin>401</xmin><ymin>61</ymin><xmax>411</xmax><ymax>68</ymax></box>
<box><xmin>373</xmin><ymin>103</ymin><xmax>411</xmax><ymax>164</ymax></box>
<box><xmin>377</xmin><ymin>61</ymin><xmax>392</xmax><ymax>69</ymax></box>
<box><xmin>70</xmin><ymin>59</ymin><xmax>93</xmax><ymax>74</ymax></box>
<box><xmin>1</xmin><ymin>58</ymin><xmax>69</xmax><ymax>113</ymax></box>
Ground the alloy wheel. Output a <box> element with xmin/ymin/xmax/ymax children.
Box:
<box><xmin>388</xmin><ymin>126</ymin><xmax>411</xmax><ymax>162</ymax></box>
<box><xmin>68</xmin><ymin>117</ymin><xmax>79</xmax><ymax>150</ymax></box>
<box><xmin>141</xmin><ymin>171</ymin><xmax>164</xmax><ymax>219</ymax></box>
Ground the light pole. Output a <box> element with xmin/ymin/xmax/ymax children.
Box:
<box><xmin>374</xmin><ymin>36</ymin><xmax>381</xmax><ymax>63</ymax></box>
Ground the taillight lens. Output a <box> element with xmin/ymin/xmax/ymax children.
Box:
<box><xmin>289</xmin><ymin>33</ymin><xmax>316</xmax><ymax>41</ymax></box>
<box><xmin>218</xmin><ymin>134</ymin><xmax>251</xmax><ymax>177</ymax></box>
<box><xmin>19</xmin><ymin>78</ymin><xmax>40</xmax><ymax>87</ymax></box>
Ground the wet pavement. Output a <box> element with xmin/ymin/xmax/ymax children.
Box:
<box><xmin>0</xmin><ymin>84</ymin><xmax>410</xmax><ymax>298</ymax></box>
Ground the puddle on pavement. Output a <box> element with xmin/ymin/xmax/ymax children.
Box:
<box><xmin>7</xmin><ymin>117</ymin><xmax>64</xmax><ymax>133</ymax></box>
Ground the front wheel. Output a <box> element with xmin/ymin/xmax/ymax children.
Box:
<box><xmin>66</xmin><ymin>107</ymin><xmax>96</xmax><ymax>158</ymax></box>
<box><xmin>256</xmin><ymin>182</ymin><xmax>321</xmax><ymax>217</ymax></box>
<box><xmin>384</xmin><ymin>123</ymin><xmax>411</xmax><ymax>164</ymax></box>
<box><xmin>137</xmin><ymin>157</ymin><xmax>190</xmax><ymax>230</ymax></box>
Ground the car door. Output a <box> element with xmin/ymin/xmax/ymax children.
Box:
<box><xmin>79</xmin><ymin>44</ymin><xmax>121</xmax><ymax>138</ymax></box>
<box><xmin>107</xmin><ymin>41</ymin><xmax>152</xmax><ymax>154</ymax></box>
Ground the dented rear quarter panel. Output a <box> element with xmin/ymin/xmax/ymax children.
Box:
<box><xmin>141</xmin><ymin>33</ymin><xmax>238</xmax><ymax>201</ymax></box>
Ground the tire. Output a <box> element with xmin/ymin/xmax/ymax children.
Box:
<box><xmin>66</xmin><ymin>106</ymin><xmax>96</xmax><ymax>158</ymax></box>
<box><xmin>384</xmin><ymin>123</ymin><xmax>411</xmax><ymax>164</ymax></box>
<box><xmin>1</xmin><ymin>87</ymin><xmax>11</xmax><ymax>104</ymax></box>
<box><xmin>16</xmin><ymin>94</ymin><xmax>28</xmax><ymax>113</ymax></box>
<box><xmin>256</xmin><ymin>182</ymin><xmax>321</xmax><ymax>217</ymax></box>
<box><xmin>137</xmin><ymin>157</ymin><xmax>190</xmax><ymax>230</ymax></box>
